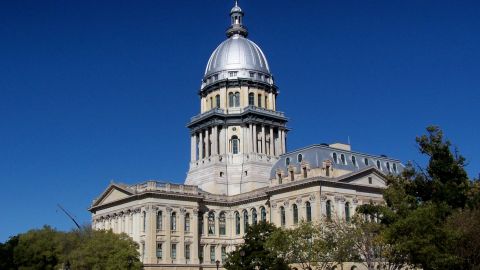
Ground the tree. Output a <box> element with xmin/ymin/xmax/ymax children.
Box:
<box><xmin>223</xmin><ymin>222</ymin><xmax>289</xmax><ymax>270</ymax></box>
<box><xmin>0</xmin><ymin>225</ymin><xmax>142</xmax><ymax>270</ymax></box>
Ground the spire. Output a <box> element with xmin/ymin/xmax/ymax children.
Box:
<box><xmin>226</xmin><ymin>0</ymin><xmax>248</xmax><ymax>38</ymax></box>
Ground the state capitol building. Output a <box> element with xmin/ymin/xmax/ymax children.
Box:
<box><xmin>89</xmin><ymin>2</ymin><xmax>404</xmax><ymax>269</ymax></box>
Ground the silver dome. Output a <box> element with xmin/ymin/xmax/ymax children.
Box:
<box><xmin>204</xmin><ymin>35</ymin><xmax>271</xmax><ymax>77</ymax></box>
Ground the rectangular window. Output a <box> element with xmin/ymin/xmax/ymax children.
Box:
<box><xmin>171</xmin><ymin>244</ymin><xmax>177</xmax><ymax>259</ymax></box>
<box><xmin>229</xmin><ymin>71</ymin><xmax>237</xmax><ymax>77</ymax></box>
<box><xmin>258</xmin><ymin>94</ymin><xmax>262</xmax><ymax>107</ymax></box>
<box><xmin>221</xmin><ymin>246</ymin><xmax>227</xmax><ymax>262</ymax></box>
<box><xmin>210</xmin><ymin>245</ymin><xmax>216</xmax><ymax>263</ymax></box>
<box><xmin>199</xmin><ymin>245</ymin><xmax>204</xmax><ymax>263</ymax></box>
<box><xmin>156</xmin><ymin>242</ymin><xmax>163</xmax><ymax>259</ymax></box>
<box><xmin>214</xmin><ymin>74</ymin><xmax>218</xmax><ymax>81</ymax></box>
<box><xmin>368</xmin><ymin>177</ymin><xmax>372</xmax><ymax>184</ymax></box>
<box><xmin>185</xmin><ymin>244</ymin><xmax>191</xmax><ymax>260</ymax></box>
<box><xmin>249</xmin><ymin>72</ymin><xmax>255</xmax><ymax>78</ymax></box>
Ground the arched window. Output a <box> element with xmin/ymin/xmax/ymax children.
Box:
<box><xmin>156</xmin><ymin>211</ymin><xmax>163</xmax><ymax>230</ymax></box>
<box><xmin>243</xmin><ymin>210</ymin><xmax>249</xmax><ymax>232</ymax></box>
<box><xmin>376</xmin><ymin>160</ymin><xmax>381</xmax><ymax>170</ymax></box>
<box><xmin>352</xmin><ymin>156</ymin><xmax>357</xmax><ymax>167</ymax></box>
<box><xmin>234</xmin><ymin>92</ymin><xmax>240</xmax><ymax>107</ymax></box>
<box><xmin>248</xmin><ymin>93</ymin><xmax>254</xmax><ymax>106</ymax></box>
<box><xmin>286</xmin><ymin>157</ymin><xmax>290</xmax><ymax>166</ymax></box>
<box><xmin>293</xmin><ymin>204</ymin><xmax>299</xmax><ymax>224</ymax></box>
<box><xmin>235</xmin><ymin>212</ymin><xmax>240</xmax><ymax>235</ymax></box>
<box><xmin>364</xmin><ymin>158</ymin><xmax>369</xmax><ymax>166</ymax></box>
<box><xmin>280</xmin><ymin>206</ymin><xmax>286</xmax><ymax>226</ymax></box>
<box><xmin>306</xmin><ymin>201</ymin><xmax>312</xmax><ymax>222</ymax></box>
<box><xmin>252</xmin><ymin>209</ymin><xmax>258</xmax><ymax>225</ymax></box>
<box><xmin>393</xmin><ymin>163</ymin><xmax>397</xmax><ymax>173</ymax></box>
<box><xmin>341</xmin><ymin>154</ymin><xmax>346</xmax><ymax>165</ymax></box>
<box><xmin>333</xmin><ymin>153</ymin><xmax>338</xmax><ymax>164</ymax></box>
<box><xmin>231</xmin><ymin>135</ymin><xmax>239</xmax><ymax>154</ymax></box>
<box><xmin>219</xmin><ymin>212</ymin><xmax>226</xmax><ymax>235</ymax></box>
<box><xmin>171</xmin><ymin>212</ymin><xmax>177</xmax><ymax>231</ymax></box>
<box><xmin>258</xmin><ymin>94</ymin><xmax>262</xmax><ymax>107</ymax></box>
<box><xmin>297</xmin><ymin>153</ymin><xmax>303</xmax><ymax>162</ymax></box>
<box><xmin>142</xmin><ymin>211</ymin><xmax>146</xmax><ymax>232</ymax></box>
<box><xmin>208</xmin><ymin>212</ymin><xmax>215</xmax><ymax>235</ymax></box>
<box><xmin>260</xmin><ymin>207</ymin><xmax>267</xmax><ymax>222</ymax></box>
<box><xmin>345</xmin><ymin>202</ymin><xmax>351</xmax><ymax>222</ymax></box>
<box><xmin>228</xmin><ymin>92</ymin><xmax>234</xmax><ymax>107</ymax></box>
<box><xmin>386</xmin><ymin>162</ymin><xmax>391</xmax><ymax>172</ymax></box>
<box><xmin>215</xmin><ymin>94</ymin><xmax>220</xmax><ymax>108</ymax></box>
<box><xmin>326</xmin><ymin>200</ymin><xmax>332</xmax><ymax>221</ymax></box>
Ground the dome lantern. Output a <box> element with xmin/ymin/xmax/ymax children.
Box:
<box><xmin>226</xmin><ymin>0</ymin><xmax>248</xmax><ymax>38</ymax></box>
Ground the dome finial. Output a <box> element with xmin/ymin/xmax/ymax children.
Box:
<box><xmin>226</xmin><ymin>0</ymin><xmax>248</xmax><ymax>38</ymax></box>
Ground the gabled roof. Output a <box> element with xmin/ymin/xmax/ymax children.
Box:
<box><xmin>90</xmin><ymin>183</ymin><xmax>134</xmax><ymax>208</ymax></box>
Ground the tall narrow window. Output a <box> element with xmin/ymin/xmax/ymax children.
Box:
<box><xmin>210</xmin><ymin>97</ymin><xmax>213</xmax><ymax>109</ymax></box>
<box><xmin>333</xmin><ymin>153</ymin><xmax>338</xmax><ymax>164</ymax></box>
<box><xmin>393</xmin><ymin>163</ymin><xmax>397</xmax><ymax>173</ymax></box>
<box><xmin>199</xmin><ymin>245</ymin><xmax>204</xmax><ymax>263</ymax></box>
<box><xmin>219</xmin><ymin>212</ymin><xmax>226</xmax><ymax>235</ymax></box>
<box><xmin>199</xmin><ymin>213</ymin><xmax>204</xmax><ymax>235</ymax></box>
<box><xmin>156</xmin><ymin>242</ymin><xmax>163</xmax><ymax>259</ymax></box>
<box><xmin>185</xmin><ymin>244</ymin><xmax>190</xmax><ymax>260</ymax></box>
<box><xmin>248</xmin><ymin>93</ymin><xmax>254</xmax><ymax>106</ymax></box>
<box><xmin>290</xmin><ymin>170</ymin><xmax>294</xmax><ymax>181</ymax></box>
<box><xmin>243</xmin><ymin>210</ymin><xmax>249</xmax><ymax>232</ymax></box>
<box><xmin>258</xmin><ymin>94</ymin><xmax>262</xmax><ymax>107</ymax></box>
<box><xmin>228</xmin><ymin>92</ymin><xmax>234</xmax><ymax>107</ymax></box>
<box><xmin>208</xmin><ymin>211</ymin><xmax>215</xmax><ymax>235</ymax></box>
<box><xmin>278</xmin><ymin>173</ymin><xmax>283</xmax><ymax>184</ymax></box>
<box><xmin>377</xmin><ymin>160</ymin><xmax>381</xmax><ymax>170</ymax></box>
<box><xmin>293</xmin><ymin>204</ymin><xmax>299</xmax><ymax>224</ymax></box>
<box><xmin>326</xmin><ymin>165</ymin><xmax>330</xmax><ymax>177</ymax></box>
<box><xmin>171</xmin><ymin>244</ymin><xmax>177</xmax><ymax>259</ymax></box>
<box><xmin>326</xmin><ymin>200</ymin><xmax>332</xmax><ymax>220</ymax></box>
<box><xmin>171</xmin><ymin>212</ymin><xmax>177</xmax><ymax>231</ymax></box>
<box><xmin>215</xmin><ymin>94</ymin><xmax>220</xmax><ymax>108</ymax></box>
<box><xmin>156</xmin><ymin>211</ymin><xmax>162</xmax><ymax>231</ymax></box>
<box><xmin>231</xmin><ymin>135</ymin><xmax>239</xmax><ymax>154</ymax></box>
<box><xmin>265</xmin><ymin>96</ymin><xmax>268</xmax><ymax>109</ymax></box>
<box><xmin>260</xmin><ymin>207</ymin><xmax>267</xmax><ymax>222</ymax></box>
<box><xmin>386</xmin><ymin>162</ymin><xmax>391</xmax><ymax>172</ymax></box>
<box><xmin>364</xmin><ymin>158</ymin><xmax>369</xmax><ymax>166</ymax></box>
<box><xmin>221</xmin><ymin>246</ymin><xmax>227</xmax><ymax>262</ymax></box>
<box><xmin>280</xmin><ymin>206</ymin><xmax>286</xmax><ymax>226</ymax></box>
<box><xmin>352</xmin><ymin>156</ymin><xmax>357</xmax><ymax>167</ymax></box>
<box><xmin>341</xmin><ymin>154</ymin><xmax>346</xmax><ymax>165</ymax></box>
<box><xmin>252</xmin><ymin>209</ymin><xmax>258</xmax><ymax>225</ymax></box>
<box><xmin>297</xmin><ymin>154</ymin><xmax>303</xmax><ymax>162</ymax></box>
<box><xmin>184</xmin><ymin>213</ymin><xmax>190</xmax><ymax>232</ymax></box>
<box><xmin>210</xmin><ymin>246</ymin><xmax>216</xmax><ymax>263</ymax></box>
<box><xmin>235</xmin><ymin>212</ymin><xmax>240</xmax><ymax>234</ymax></box>
<box><xmin>234</xmin><ymin>92</ymin><xmax>240</xmax><ymax>107</ymax></box>
<box><xmin>345</xmin><ymin>202</ymin><xmax>351</xmax><ymax>222</ymax></box>
<box><xmin>142</xmin><ymin>211</ymin><xmax>146</xmax><ymax>232</ymax></box>
<box><xmin>306</xmin><ymin>201</ymin><xmax>312</xmax><ymax>222</ymax></box>
<box><xmin>303</xmin><ymin>167</ymin><xmax>307</xmax><ymax>178</ymax></box>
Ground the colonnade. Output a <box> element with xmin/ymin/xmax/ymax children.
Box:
<box><xmin>190</xmin><ymin>124</ymin><xmax>286</xmax><ymax>162</ymax></box>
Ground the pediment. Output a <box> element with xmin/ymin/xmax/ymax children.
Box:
<box><xmin>93</xmin><ymin>184</ymin><xmax>133</xmax><ymax>207</ymax></box>
<box><xmin>338</xmin><ymin>168</ymin><xmax>387</xmax><ymax>188</ymax></box>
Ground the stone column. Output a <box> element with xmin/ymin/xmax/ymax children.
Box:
<box><xmin>191</xmin><ymin>209</ymin><xmax>200</xmax><ymax>264</ymax></box>
<box><xmin>199</xmin><ymin>131</ymin><xmax>204</xmax><ymax>159</ymax></box>
<box><xmin>261</xmin><ymin>125</ymin><xmax>266</xmax><ymax>154</ymax></box>
<box><xmin>269</xmin><ymin>126</ymin><xmax>274</xmax><ymax>156</ymax></box>
<box><xmin>165</xmin><ymin>208</ymin><xmax>172</xmax><ymax>262</ymax></box>
<box><xmin>205</xmin><ymin>129</ymin><xmax>210</xmax><ymax>157</ymax></box>
<box><xmin>177</xmin><ymin>209</ymin><xmax>186</xmax><ymax>264</ymax></box>
<box><xmin>253</xmin><ymin>124</ymin><xmax>257</xmax><ymax>153</ymax></box>
<box><xmin>191</xmin><ymin>134</ymin><xmax>196</xmax><ymax>161</ymax></box>
<box><xmin>212</xmin><ymin>126</ymin><xmax>218</xmax><ymax>155</ymax></box>
<box><xmin>147</xmin><ymin>206</ymin><xmax>157</xmax><ymax>264</ymax></box>
<box><xmin>280</xmin><ymin>129</ymin><xmax>285</xmax><ymax>154</ymax></box>
<box><xmin>219</xmin><ymin>127</ymin><xmax>226</xmax><ymax>155</ymax></box>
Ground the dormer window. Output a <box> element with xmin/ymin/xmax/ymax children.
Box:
<box><xmin>393</xmin><ymin>163</ymin><xmax>397</xmax><ymax>173</ymax></box>
<box><xmin>364</xmin><ymin>158</ymin><xmax>369</xmax><ymax>166</ymax></box>
<box><xmin>376</xmin><ymin>160</ymin><xmax>381</xmax><ymax>170</ymax></box>
<box><xmin>285</xmin><ymin>157</ymin><xmax>290</xmax><ymax>166</ymax></box>
<box><xmin>386</xmin><ymin>162</ymin><xmax>391</xmax><ymax>172</ymax></box>
<box><xmin>352</xmin><ymin>155</ymin><xmax>357</xmax><ymax>166</ymax></box>
<box><xmin>297</xmin><ymin>154</ymin><xmax>303</xmax><ymax>162</ymax></box>
<box><xmin>333</xmin><ymin>153</ymin><xmax>338</xmax><ymax>164</ymax></box>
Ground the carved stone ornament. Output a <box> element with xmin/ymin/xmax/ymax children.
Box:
<box><xmin>296</xmin><ymin>197</ymin><xmax>302</xmax><ymax>204</ymax></box>
<box><xmin>309</xmin><ymin>194</ymin><xmax>316</xmax><ymax>201</ymax></box>
<box><xmin>180</xmin><ymin>208</ymin><xmax>187</xmax><ymax>214</ymax></box>
<box><xmin>335</xmin><ymin>195</ymin><xmax>346</xmax><ymax>202</ymax></box>
<box><xmin>283</xmin><ymin>201</ymin><xmax>289</xmax><ymax>207</ymax></box>
<box><xmin>271</xmin><ymin>202</ymin><xmax>277</xmax><ymax>209</ymax></box>
<box><xmin>320</xmin><ymin>195</ymin><xmax>328</xmax><ymax>201</ymax></box>
<box><xmin>192</xmin><ymin>208</ymin><xmax>199</xmax><ymax>216</ymax></box>
<box><xmin>166</xmin><ymin>207</ymin><xmax>173</xmax><ymax>213</ymax></box>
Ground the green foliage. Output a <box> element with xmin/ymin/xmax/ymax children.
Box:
<box><xmin>0</xmin><ymin>226</ymin><xmax>142</xmax><ymax>270</ymax></box>
<box><xmin>223</xmin><ymin>222</ymin><xmax>289</xmax><ymax>270</ymax></box>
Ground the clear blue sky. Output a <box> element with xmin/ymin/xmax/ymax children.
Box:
<box><xmin>1</xmin><ymin>0</ymin><xmax>479</xmax><ymax>241</ymax></box>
